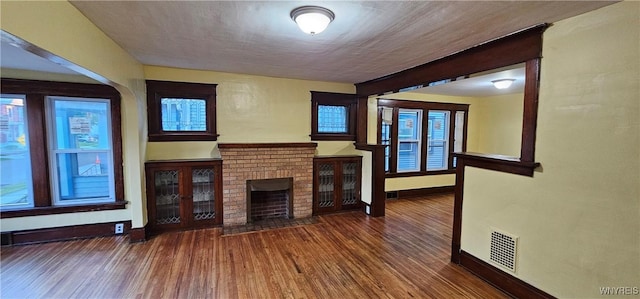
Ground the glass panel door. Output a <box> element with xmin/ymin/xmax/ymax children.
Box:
<box><xmin>317</xmin><ymin>163</ymin><xmax>335</xmax><ymax>208</ymax></box>
<box><xmin>192</xmin><ymin>168</ymin><xmax>215</xmax><ymax>221</ymax></box>
<box><xmin>154</xmin><ymin>170</ymin><xmax>181</xmax><ymax>225</ymax></box>
<box><xmin>341</xmin><ymin>162</ymin><xmax>357</xmax><ymax>206</ymax></box>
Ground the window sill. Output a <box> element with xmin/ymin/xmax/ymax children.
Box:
<box><xmin>454</xmin><ymin>152</ymin><xmax>540</xmax><ymax>177</ymax></box>
<box><xmin>0</xmin><ymin>201</ymin><xmax>128</xmax><ymax>219</ymax></box>
<box><xmin>310</xmin><ymin>134</ymin><xmax>356</xmax><ymax>141</ymax></box>
<box><xmin>386</xmin><ymin>169</ymin><xmax>456</xmax><ymax>178</ymax></box>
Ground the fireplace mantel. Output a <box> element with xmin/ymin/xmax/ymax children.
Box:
<box><xmin>218</xmin><ymin>142</ymin><xmax>317</xmax><ymax>149</ymax></box>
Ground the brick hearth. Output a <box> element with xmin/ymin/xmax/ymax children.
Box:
<box><xmin>218</xmin><ymin>143</ymin><xmax>316</xmax><ymax>226</ymax></box>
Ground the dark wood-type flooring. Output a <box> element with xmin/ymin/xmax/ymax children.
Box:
<box><xmin>0</xmin><ymin>194</ymin><xmax>507</xmax><ymax>298</ymax></box>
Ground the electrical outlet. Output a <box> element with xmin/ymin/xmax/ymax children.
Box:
<box><xmin>115</xmin><ymin>223</ymin><xmax>124</xmax><ymax>234</ymax></box>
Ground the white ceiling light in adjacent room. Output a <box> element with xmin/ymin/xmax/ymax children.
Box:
<box><xmin>290</xmin><ymin>6</ymin><xmax>335</xmax><ymax>35</ymax></box>
<box><xmin>492</xmin><ymin>79</ymin><xmax>515</xmax><ymax>89</ymax></box>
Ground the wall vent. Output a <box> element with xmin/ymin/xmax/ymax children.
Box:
<box><xmin>490</xmin><ymin>228</ymin><xmax>518</xmax><ymax>272</ymax></box>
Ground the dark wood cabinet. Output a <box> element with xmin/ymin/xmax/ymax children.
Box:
<box><xmin>145</xmin><ymin>159</ymin><xmax>222</xmax><ymax>233</ymax></box>
<box><xmin>313</xmin><ymin>156</ymin><xmax>362</xmax><ymax>215</ymax></box>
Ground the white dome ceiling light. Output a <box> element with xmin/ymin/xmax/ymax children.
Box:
<box><xmin>290</xmin><ymin>6</ymin><xmax>335</xmax><ymax>35</ymax></box>
<box><xmin>492</xmin><ymin>79</ymin><xmax>515</xmax><ymax>89</ymax></box>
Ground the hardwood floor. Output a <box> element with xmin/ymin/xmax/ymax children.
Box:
<box><xmin>0</xmin><ymin>194</ymin><xmax>507</xmax><ymax>298</ymax></box>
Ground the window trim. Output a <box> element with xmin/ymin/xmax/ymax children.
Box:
<box><xmin>310</xmin><ymin>91</ymin><xmax>357</xmax><ymax>141</ymax></box>
<box><xmin>146</xmin><ymin>80</ymin><xmax>218</xmax><ymax>142</ymax></box>
<box><xmin>0</xmin><ymin>79</ymin><xmax>125</xmax><ymax>218</ymax></box>
<box><xmin>377</xmin><ymin>99</ymin><xmax>469</xmax><ymax>177</ymax></box>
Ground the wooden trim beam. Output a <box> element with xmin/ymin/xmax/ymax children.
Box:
<box><xmin>521</xmin><ymin>58</ymin><xmax>542</xmax><ymax>162</ymax></box>
<box><xmin>356</xmin><ymin>96</ymin><xmax>368</xmax><ymax>144</ymax></box>
<box><xmin>454</xmin><ymin>152</ymin><xmax>539</xmax><ymax>177</ymax></box>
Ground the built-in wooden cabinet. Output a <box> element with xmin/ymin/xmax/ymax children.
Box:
<box><xmin>145</xmin><ymin>159</ymin><xmax>222</xmax><ymax>234</ymax></box>
<box><xmin>313</xmin><ymin>156</ymin><xmax>362</xmax><ymax>215</ymax></box>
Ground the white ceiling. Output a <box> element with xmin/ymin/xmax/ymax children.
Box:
<box><xmin>412</xmin><ymin>64</ymin><xmax>526</xmax><ymax>97</ymax></box>
<box><xmin>1</xmin><ymin>1</ymin><xmax>615</xmax><ymax>98</ymax></box>
<box><xmin>67</xmin><ymin>1</ymin><xmax>615</xmax><ymax>84</ymax></box>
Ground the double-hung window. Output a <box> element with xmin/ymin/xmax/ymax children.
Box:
<box><xmin>397</xmin><ymin>109</ymin><xmax>422</xmax><ymax>172</ymax></box>
<box><xmin>378</xmin><ymin>99</ymin><xmax>468</xmax><ymax>176</ymax></box>
<box><xmin>47</xmin><ymin>97</ymin><xmax>115</xmax><ymax>205</ymax></box>
<box><xmin>426</xmin><ymin>110</ymin><xmax>450</xmax><ymax>171</ymax></box>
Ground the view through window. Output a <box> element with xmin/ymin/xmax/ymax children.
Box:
<box><xmin>0</xmin><ymin>94</ymin><xmax>33</xmax><ymax>209</ymax></box>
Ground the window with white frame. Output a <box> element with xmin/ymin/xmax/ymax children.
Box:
<box><xmin>377</xmin><ymin>99</ymin><xmax>468</xmax><ymax>176</ymax></box>
<box><xmin>397</xmin><ymin>109</ymin><xmax>422</xmax><ymax>172</ymax></box>
<box><xmin>47</xmin><ymin>97</ymin><xmax>115</xmax><ymax>205</ymax></box>
<box><xmin>426</xmin><ymin>110</ymin><xmax>450</xmax><ymax>171</ymax></box>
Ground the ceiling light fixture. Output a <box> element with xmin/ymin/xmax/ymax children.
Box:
<box><xmin>290</xmin><ymin>6</ymin><xmax>335</xmax><ymax>35</ymax></box>
<box><xmin>492</xmin><ymin>79</ymin><xmax>515</xmax><ymax>89</ymax></box>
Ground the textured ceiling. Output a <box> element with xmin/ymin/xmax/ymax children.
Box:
<box><xmin>69</xmin><ymin>1</ymin><xmax>615</xmax><ymax>84</ymax></box>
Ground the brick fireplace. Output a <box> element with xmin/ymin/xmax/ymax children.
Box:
<box><xmin>218</xmin><ymin>143</ymin><xmax>316</xmax><ymax>226</ymax></box>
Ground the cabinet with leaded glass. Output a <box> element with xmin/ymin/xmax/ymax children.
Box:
<box><xmin>313</xmin><ymin>156</ymin><xmax>362</xmax><ymax>215</ymax></box>
<box><xmin>145</xmin><ymin>159</ymin><xmax>222</xmax><ymax>234</ymax></box>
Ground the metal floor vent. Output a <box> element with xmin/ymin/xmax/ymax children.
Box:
<box><xmin>490</xmin><ymin>229</ymin><xmax>518</xmax><ymax>272</ymax></box>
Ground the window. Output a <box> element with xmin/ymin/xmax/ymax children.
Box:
<box><xmin>453</xmin><ymin>111</ymin><xmax>465</xmax><ymax>167</ymax></box>
<box><xmin>311</xmin><ymin>91</ymin><xmax>356</xmax><ymax>141</ymax></box>
<box><xmin>47</xmin><ymin>97</ymin><xmax>115</xmax><ymax>205</ymax></box>
<box><xmin>0</xmin><ymin>94</ymin><xmax>34</xmax><ymax>210</ymax></box>
<box><xmin>146</xmin><ymin>80</ymin><xmax>217</xmax><ymax>142</ymax></box>
<box><xmin>0</xmin><ymin>79</ymin><xmax>124</xmax><ymax>217</ymax></box>
<box><xmin>426</xmin><ymin>110</ymin><xmax>450</xmax><ymax>171</ymax></box>
<box><xmin>397</xmin><ymin>109</ymin><xmax>421</xmax><ymax>172</ymax></box>
<box><xmin>377</xmin><ymin>99</ymin><xmax>468</xmax><ymax>176</ymax></box>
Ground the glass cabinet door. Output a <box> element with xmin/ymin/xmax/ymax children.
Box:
<box><xmin>154</xmin><ymin>170</ymin><xmax>181</xmax><ymax>225</ymax></box>
<box><xmin>192</xmin><ymin>168</ymin><xmax>216</xmax><ymax>221</ymax></box>
<box><xmin>317</xmin><ymin>163</ymin><xmax>335</xmax><ymax>208</ymax></box>
<box><xmin>342</xmin><ymin>162</ymin><xmax>358</xmax><ymax>206</ymax></box>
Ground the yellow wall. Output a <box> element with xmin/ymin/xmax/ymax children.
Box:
<box><xmin>475</xmin><ymin>93</ymin><xmax>524</xmax><ymax>157</ymax></box>
<box><xmin>144</xmin><ymin>65</ymin><xmax>358</xmax><ymax>159</ymax></box>
<box><xmin>374</xmin><ymin>92</ymin><xmax>480</xmax><ymax>191</ymax></box>
<box><xmin>0</xmin><ymin>1</ymin><xmax>147</xmax><ymax>230</ymax></box>
<box><xmin>461</xmin><ymin>2</ymin><xmax>639</xmax><ymax>297</ymax></box>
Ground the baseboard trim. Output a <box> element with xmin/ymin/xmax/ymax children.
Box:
<box><xmin>129</xmin><ymin>226</ymin><xmax>147</xmax><ymax>243</ymax></box>
<box><xmin>7</xmin><ymin>221</ymin><xmax>132</xmax><ymax>246</ymax></box>
<box><xmin>396</xmin><ymin>185</ymin><xmax>455</xmax><ymax>198</ymax></box>
<box><xmin>459</xmin><ymin>250</ymin><xmax>555</xmax><ymax>299</ymax></box>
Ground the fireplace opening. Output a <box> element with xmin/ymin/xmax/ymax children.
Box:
<box><xmin>247</xmin><ymin>178</ymin><xmax>293</xmax><ymax>222</ymax></box>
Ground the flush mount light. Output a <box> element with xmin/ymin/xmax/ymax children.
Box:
<box><xmin>492</xmin><ymin>79</ymin><xmax>515</xmax><ymax>89</ymax></box>
<box><xmin>290</xmin><ymin>6</ymin><xmax>335</xmax><ymax>35</ymax></box>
